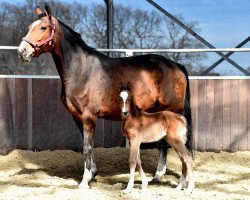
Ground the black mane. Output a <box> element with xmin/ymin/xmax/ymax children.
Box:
<box><xmin>58</xmin><ymin>20</ymin><xmax>99</xmax><ymax>55</ymax></box>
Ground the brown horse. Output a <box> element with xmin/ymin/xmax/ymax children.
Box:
<box><xmin>17</xmin><ymin>3</ymin><xmax>193</xmax><ymax>189</ymax></box>
<box><xmin>118</xmin><ymin>84</ymin><xmax>194</xmax><ymax>193</ymax></box>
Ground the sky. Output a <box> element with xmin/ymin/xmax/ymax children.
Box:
<box><xmin>1</xmin><ymin>0</ymin><xmax>250</xmax><ymax>75</ymax></box>
<box><xmin>116</xmin><ymin>0</ymin><xmax>250</xmax><ymax>75</ymax></box>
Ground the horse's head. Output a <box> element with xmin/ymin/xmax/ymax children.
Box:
<box><xmin>18</xmin><ymin>3</ymin><xmax>56</xmax><ymax>62</ymax></box>
<box><xmin>119</xmin><ymin>83</ymin><xmax>132</xmax><ymax>119</ymax></box>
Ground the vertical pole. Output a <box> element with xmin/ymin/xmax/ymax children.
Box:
<box><xmin>104</xmin><ymin>0</ymin><xmax>113</xmax><ymax>55</ymax></box>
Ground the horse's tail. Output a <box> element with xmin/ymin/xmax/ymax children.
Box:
<box><xmin>176</xmin><ymin>63</ymin><xmax>193</xmax><ymax>156</ymax></box>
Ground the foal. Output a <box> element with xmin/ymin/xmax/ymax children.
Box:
<box><xmin>119</xmin><ymin>86</ymin><xmax>194</xmax><ymax>193</ymax></box>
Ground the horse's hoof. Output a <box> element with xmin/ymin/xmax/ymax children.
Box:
<box><xmin>151</xmin><ymin>175</ymin><xmax>162</xmax><ymax>183</ymax></box>
<box><xmin>141</xmin><ymin>186</ymin><xmax>147</xmax><ymax>194</ymax></box>
<box><xmin>175</xmin><ymin>184</ymin><xmax>182</xmax><ymax>191</ymax></box>
<box><xmin>92</xmin><ymin>170</ymin><xmax>98</xmax><ymax>179</ymax></box>
<box><xmin>141</xmin><ymin>180</ymin><xmax>148</xmax><ymax>190</ymax></box>
<box><xmin>186</xmin><ymin>185</ymin><xmax>195</xmax><ymax>193</ymax></box>
<box><xmin>122</xmin><ymin>188</ymin><xmax>132</xmax><ymax>194</ymax></box>
<box><xmin>122</xmin><ymin>189</ymin><xmax>130</xmax><ymax>194</ymax></box>
<box><xmin>78</xmin><ymin>181</ymin><xmax>90</xmax><ymax>189</ymax></box>
<box><xmin>186</xmin><ymin>188</ymin><xmax>194</xmax><ymax>193</ymax></box>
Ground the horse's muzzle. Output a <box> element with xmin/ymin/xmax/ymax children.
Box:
<box><xmin>17</xmin><ymin>49</ymin><xmax>31</xmax><ymax>62</ymax></box>
<box><xmin>121</xmin><ymin>111</ymin><xmax>129</xmax><ymax>118</ymax></box>
<box><xmin>17</xmin><ymin>41</ymin><xmax>35</xmax><ymax>62</ymax></box>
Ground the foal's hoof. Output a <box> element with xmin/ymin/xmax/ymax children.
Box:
<box><xmin>151</xmin><ymin>175</ymin><xmax>162</xmax><ymax>183</ymax></box>
<box><xmin>175</xmin><ymin>184</ymin><xmax>183</xmax><ymax>191</ymax></box>
<box><xmin>122</xmin><ymin>188</ymin><xmax>131</xmax><ymax>194</ymax></box>
<box><xmin>78</xmin><ymin>180</ymin><xmax>90</xmax><ymax>189</ymax></box>
<box><xmin>186</xmin><ymin>184</ymin><xmax>195</xmax><ymax>193</ymax></box>
<box><xmin>141</xmin><ymin>186</ymin><xmax>147</xmax><ymax>194</ymax></box>
<box><xmin>186</xmin><ymin>188</ymin><xmax>194</xmax><ymax>193</ymax></box>
<box><xmin>122</xmin><ymin>186</ymin><xmax>133</xmax><ymax>194</ymax></box>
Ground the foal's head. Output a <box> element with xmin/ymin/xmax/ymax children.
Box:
<box><xmin>119</xmin><ymin>83</ymin><xmax>132</xmax><ymax>119</ymax></box>
<box><xmin>18</xmin><ymin>3</ymin><xmax>56</xmax><ymax>62</ymax></box>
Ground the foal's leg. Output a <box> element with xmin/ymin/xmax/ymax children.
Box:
<box><xmin>123</xmin><ymin>139</ymin><xmax>140</xmax><ymax>194</ymax></box>
<box><xmin>175</xmin><ymin>147</ymin><xmax>194</xmax><ymax>193</ymax></box>
<box><xmin>153</xmin><ymin>139</ymin><xmax>168</xmax><ymax>182</ymax></box>
<box><xmin>136</xmin><ymin>152</ymin><xmax>148</xmax><ymax>191</ymax></box>
<box><xmin>166</xmin><ymin>133</ymin><xmax>194</xmax><ymax>192</ymax></box>
<box><xmin>79</xmin><ymin>116</ymin><xmax>97</xmax><ymax>189</ymax></box>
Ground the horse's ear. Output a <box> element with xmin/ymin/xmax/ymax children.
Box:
<box><xmin>45</xmin><ymin>2</ymin><xmax>52</xmax><ymax>19</ymax></box>
<box><xmin>36</xmin><ymin>6</ymin><xmax>43</xmax><ymax>17</ymax></box>
<box><xmin>118</xmin><ymin>82</ymin><xmax>122</xmax><ymax>91</ymax></box>
<box><xmin>127</xmin><ymin>82</ymin><xmax>131</xmax><ymax>91</ymax></box>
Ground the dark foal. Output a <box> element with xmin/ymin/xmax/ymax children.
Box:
<box><xmin>119</xmin><ymin>86</ymin><xmax>194</xmax><ymax>193</ymax></box>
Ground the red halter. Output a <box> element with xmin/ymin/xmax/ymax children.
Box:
<box><xmin>22</xmin><ymin>16</ymin><xmax>56</xmax><ymax>51</ymax></box>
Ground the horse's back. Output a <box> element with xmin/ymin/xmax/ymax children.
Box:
<box><xmin>79</xmin><ymin>53</ymin><xmax>189</xmax><ymax>120</ymax></box>
<box><xmin>107</xmin><ymin>54</ymin><xmax>187</xmax><ymax>112</ymax></box>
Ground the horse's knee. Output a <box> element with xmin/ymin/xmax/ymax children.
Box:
<box><xmin>129</xmin><ymin>158</ymin><xmax>137</xmax><ymax>166</ymax></box>
<box><xmin>182</xmin><ymin>149</ymin><xmax>193</xmax><ymax>163</ymax></box>
<box><xmin>129</xmin><ymin>157</ymin><xmax>137</xmax><ymax>168</ymax></box>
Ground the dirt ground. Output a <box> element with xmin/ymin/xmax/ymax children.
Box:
<box><xmin>0</xmin><ymin>148</ymin><xmax>249</xmax><ymax>200</ymax></box>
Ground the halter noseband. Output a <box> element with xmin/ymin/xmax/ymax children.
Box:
<box><xmin>22</xmin><ymin>16</ymin><xmax>56</xmax><ymax>51</ymax></box>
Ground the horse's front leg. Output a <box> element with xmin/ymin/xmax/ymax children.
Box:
<box><xmin>123</xmin><ymin>139</ymin><xmax>140</xmax><ymax>194</ymax></box>
<box><xmin>153</xmin><ymin>139</ymin><xmax>169</xmax><ymax>182</ymax></box>
<box><xmin>136</xmin><ymin>151</ymin><xmax>148</xmax><ymax>192</ymax></box>
<box><xmin>79</xmin><ymin>116</ymin><xmax>97</xmax><ymax>189</ymax></box>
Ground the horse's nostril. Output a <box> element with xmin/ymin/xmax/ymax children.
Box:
<box><xmin>17</xmin><ymin>50</ymin><xmax>22</xmax><ymax>57</ymax></box>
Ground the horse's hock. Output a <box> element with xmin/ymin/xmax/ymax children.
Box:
<box><xmin>0</xmin><ymin>76</ymin><xmax>249</xmax><ymax>153</ymax></box>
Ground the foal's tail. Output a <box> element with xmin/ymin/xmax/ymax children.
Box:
<box><xmin>177</xmin><ymin>63</ymin><xmax>193</xmax><ymax>156</ymax></box>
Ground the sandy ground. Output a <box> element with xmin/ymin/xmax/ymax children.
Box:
<box><xmin>0</xmin><ymin>147</ymin><xmax>249</xmax><ymax>200</ymax></box>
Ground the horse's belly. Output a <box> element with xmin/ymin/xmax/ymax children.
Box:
<box><xmin>97</xmin><ymin>106</ymin><xmax>121</xmax><ymax>121</ymax></box>
<box><xmin>141</xmin><ymin>124</ymin><xmax>166</xmax><ymax>143</ymax></box>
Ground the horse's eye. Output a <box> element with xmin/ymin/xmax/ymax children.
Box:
<box><xmin>40</xmin><ymin>26</ymin><xmax>47</xmax><ymax>31</ymax></box>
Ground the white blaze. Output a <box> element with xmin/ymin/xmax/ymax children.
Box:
<box><xmin>26</xmin><ymin>20</ymin><xmax>42</xmax><ymax>38</ymax></box>
<box><xmin>120</xmin><ymin>91</ymin><xmax>129</xmax><ymax>113</ymax></box>
<box><xmin>18</xmin><ymin>20</ymin><xmax>41</xmax><ymax>56</ymax></box>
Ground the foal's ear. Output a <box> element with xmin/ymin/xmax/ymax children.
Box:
<box><xmin>36</xmin><ymin>6</ymin><xmax>43</xmax><ymax>17</ymax></box>
<box><xmin>127</xmin><ymin>82</ymin><xmax>132</xmax><ymax>91</ymax></box>
<box><xmin>118</xmin><ymin>82</ymin><xmax>122</xmax><ymax>92</ymax></box>
<box><xmin>45</xmin><ymin>2</ymin><xmax>52</xmax><ymax>19</ymax></box>
<box><xmin>119</xmin><ymin>82</ymin><xmax>127</xmax><ymax>91</ymax></box>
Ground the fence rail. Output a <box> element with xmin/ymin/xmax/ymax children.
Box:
<box><xmin>2</xmin><ymin>46</ymin><xmax>250</xmax><ymax>74</ymax></box>
<box><xmin>0</xmin><ymin>46</ymin><xmax>249</xmax><ymax>153</ymax></box>
<box><xmin>2</xmin><ymin>46</ymin><xmax>250</xmax><ymax>53</ymax></box>
<box><xmin>0</xmin><ymin>76</ymin><xmax>249</xmax><ymax>154</ymax></box>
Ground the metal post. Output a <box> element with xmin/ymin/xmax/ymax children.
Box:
<box><xmin>104</xmin><ymin>0</ymin><xmax>113</xmax><ymax>53</ymax></box>
<box><xmin>146</xmin><ymin>0</ymin><xmax>250</xmax><ymax>75</ymax></box>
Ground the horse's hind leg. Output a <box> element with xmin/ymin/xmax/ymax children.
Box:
<box><xmin>153</xmin><ymin>139</ymin><xmax>168</xmax><ymax>182</ymax></box>
<box><xmin>123</xmin><ymin>139</ymin><xmax>140</xmax><ymax>194</ymax></box>
<box><xmin>176</xmin><ymin>149</ymin><xmax>194</xmax><ymax>193</ymax></box>
<box><xmin>166</xmin><ymin>133</ymin><xmax>194</xmax><ymax>192</ymax></box>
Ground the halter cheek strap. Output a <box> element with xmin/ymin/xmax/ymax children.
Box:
<box><xmin>22</xmin><ymin>16</ymin><xmax>56</xmax><ymax>50</ymax></box>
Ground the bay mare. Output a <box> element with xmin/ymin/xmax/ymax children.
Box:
<box><xmin>17</xmin><ymin>3</ymin><xmax>193</xmax><ymax>189</ymax></box>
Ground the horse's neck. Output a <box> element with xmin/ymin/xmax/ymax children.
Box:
<box><xmin>51</xmin><ymin>22</ymin><xmax>108</xmax><ymax>86</ymax></box>
<box><xmin>129</xmin><ymin>100</ymin><xmax>141</xmax><ymax>118</ymax></box>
